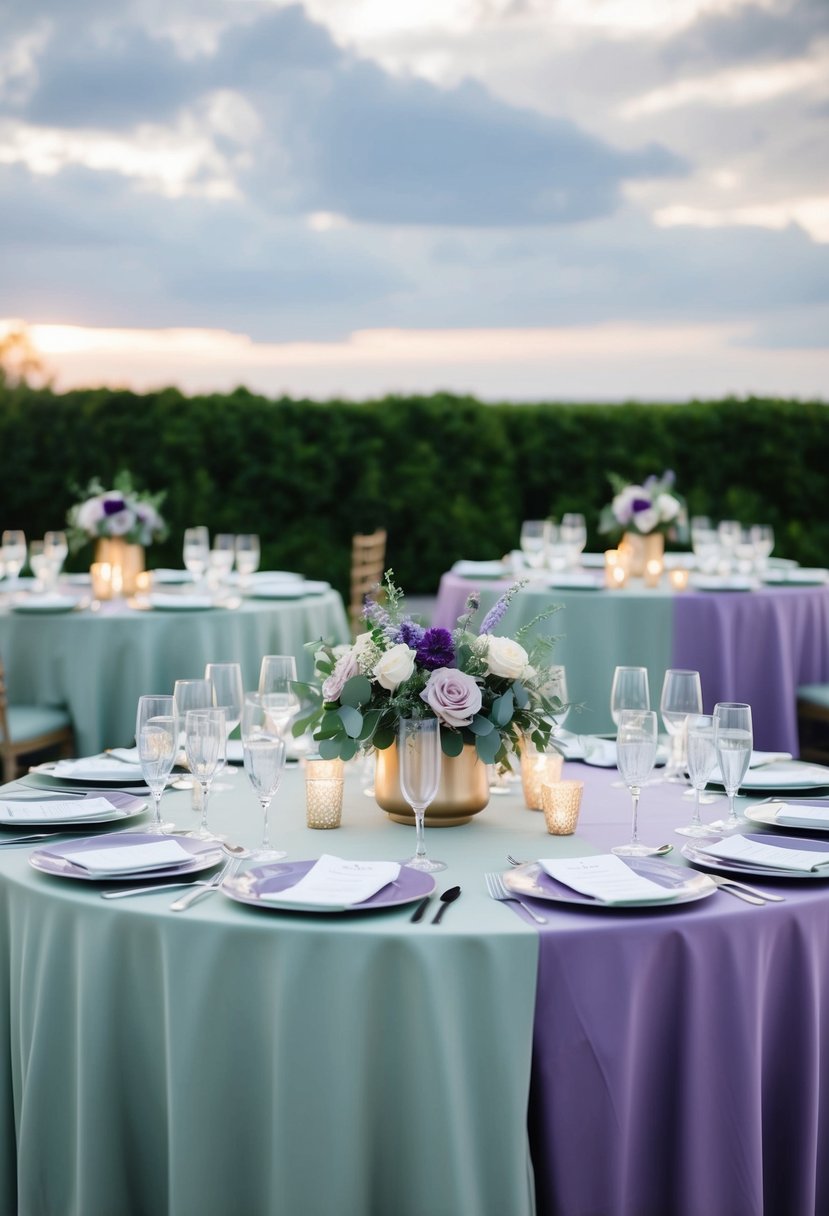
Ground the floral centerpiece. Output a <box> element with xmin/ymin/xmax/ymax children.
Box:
<box><xmin>66</xmin><ymin>471</ymin><xmax>167</xmax><ymax>552</ymax></box>
<box><xmin>598</xmin><ymin>470</ymin><xmax>687</xmax><ymax>541</ymax></box>
<box><xmin>298</xmin><ymin>572</ymin><xmax>565</xmax><ymax>770</ymax></box>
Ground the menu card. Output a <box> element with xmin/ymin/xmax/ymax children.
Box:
<box><xmin>266</xmin><ymin>855</ymin><xmax>401</xmax><ymax>907</ymax></box>
<box><xmin>697</xmin><ymin>835</ymin><xmax>829</xmax><ymax>873</ymax></box>
<box><xmin>0</xmin><ymin>797</ymin><xmax>119</xmax><ymax>823</ymax></box>
<box><xmin>773</xmin><ymin>802</ymin><xmax>829</xmax><ymax>829</ymax></box>
<box><xmin>56</xmin><ymin>839</ymin><xmax>192</xmax><ymax>874</ymax></box>
<box><xmin>539</xmin><ymin>855</ymin><xmax>677</xmax><ymax>904</ymax></box>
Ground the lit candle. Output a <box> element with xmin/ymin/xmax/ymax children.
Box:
<box><xmin>520</xmin><ymin>748</ymin><xmax>563</xmax><ymax>810</ymax></box>
<box><xmin>135</xmin><ymin>570</ymin><xmax>152</xmax><ymax>592</ymax></box>
<box><xmin>110</xmin><ymin>563</ymin><xmax>124</xmax><ymax>597</ymax></box>
<box><xmin>669</xmin><ymin>567</ymin><xmax>690</xmax><ymax>591</ymax></box>
<box><xmin>644</xmin><ymin>558</ymin><xmax>663</xmax><ymax>588</ymax></box>
<box><xmin>90</xmin><ymin>562</ymin><xmax>113</xmax><ymax>600</ymax></box>
<box><xmin>604</xmin><ymin>549</ymin><xmax>628</xmax><ymax>590</ymax></box>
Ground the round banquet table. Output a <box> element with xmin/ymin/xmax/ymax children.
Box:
<box><xmin>1</xmin><ymin>764</ymin><xmax>829</xmax><ymax>1215</ymax></box>
<box><xmin>433</xmin><ymin>570</ymin><xmax>829</xmax><ymax>755</ymax></box>
<box><xmin>0</xmin><ymin>589</ymin><xmax>350</xmax><ymax>756</ymax></box>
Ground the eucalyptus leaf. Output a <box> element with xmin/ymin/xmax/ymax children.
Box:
<box><xmin>475</xmin><ymin>731</ymin><xmax>502</xmax><ymax>764</ymax></box>
<box><xmin>341</xmin><ymin>675</ymin><xmax>372</xmax><ymax>708</ymax></box>
<box><xmin>338</xmin><ymin>704</ymin><xmax>363</xmax><ymax>738</ymax></box>
<box><xmin>468</xmin><ymin>714</ymin><xmax>495</xmax><ymax>736</ymax></box>
<box><xmin>317</xmin><ymin>711</ymin><xmax>345</xmax><ymax>740</ymax></box>
<box><xmin>358</xmin><ymin>709</ymin><xmax>382</xmax><ymax>741</ymax></box>
<box><xmin>492</xmin><ymin>689</ymin><xmax>514</xmax><ymax>727</ymax></box>
<box><xmin>339</xmin><ymin>738</ymin><xmax>358</xmax><ymax>761</ymax></box>
<box><xmin>373</xmin><ymin>727</ymin><xmax>395</xmax><ymax>750</ymax></box>
<box><xmin>318</xmin><ymin>737</ymin><xmax>343</xmax><ymax>760</ymax></box>
<box><xmin>512</xmin><ymin>682</ymin><xmax>529</xmax><ymax>710</ymax></box>
<box><xmin>440</xmin><ymin>729</ymin><xmax>465</xmax><ymax>758</ymax></box>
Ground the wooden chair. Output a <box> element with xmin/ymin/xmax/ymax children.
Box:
<box><xmin>0</xmin><ymin>658</ymin><xmax>75</xmax><ymax>782</ymax></box>
<box><xmin>796</xmin><ymin>684</ymin><xmax>829</xmax><ymax>764</ymax></box>
<box><xmin>350</xmin><ymin>529</ymin><xmax>387</xmax><ymax>637</ymax></box>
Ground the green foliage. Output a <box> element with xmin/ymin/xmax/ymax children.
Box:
<box><xmin>0</xmin><ymin>384</ymin><xmax>826</xmax><ymax>588</ymax></box>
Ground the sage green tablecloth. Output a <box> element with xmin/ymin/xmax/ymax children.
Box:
<box><xmin>0</xmin><ymin>591</ymin><xmax>349</xmax><ymax>756</ymax></box>
<box><xmin>0</xmin><ymin>768</ymin><xmax>540</xmax><ymax>1216</ymax></box>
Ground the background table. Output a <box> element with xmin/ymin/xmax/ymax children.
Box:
<box><xmin>0</xmin><ymin>590</ymin><xmax>349</xmax><ymax>756</ymax></box>
<box><xmin>1</xmin><ymin>763</ymin><xmax>829</xmax><ymax>1214</ymax></box>
<box><xmin>433</xmin><ymin>571</ymin><xmax>829</xmax><ymax>754</ymax></box>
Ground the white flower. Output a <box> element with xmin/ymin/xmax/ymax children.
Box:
<box><xmin>480</xmin><ymin>634</ymin><xmax>530</xmax><ymax>680</ymax></box>
<box><xmin>655</xmin><ymin>493</ymin><xmax>681</xmax><ymax>523</ymax></box>
<box><xmin>104</xmin><ymin>508</ymin><xmax>137</xmax><ymax>536</ymax></box>
<box><xmin>632</xmin><ymin>507</ymin><xmax>659</xmax><ymax>534</ymax></box>
<box><xmin>373</xmin><ymin>643</ymin><xmax>416</xmax><ymax>691</ymax></box>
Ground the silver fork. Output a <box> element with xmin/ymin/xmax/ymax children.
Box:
<box><xmin>485</xmin><ymin>871</ymin><xmax>547</xmax><ymax>924</ymax></box>
<box><xmin>706</xmin><ymin>873</ymin><xmax>784</xmax><ymax>905</ymax></box>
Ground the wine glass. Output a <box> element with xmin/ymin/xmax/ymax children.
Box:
<box><xmin>28</xmin><ymin>541</ymin><xmax>51</xmax><ymax>590</ymax></box>
<box><xmin>44</xmin><ymin>530</ymin><xmax>68</xmax><ymax>586</ymax></box>
<box><xmin>659</xmin><ymin>669</ymin><xmax>702</xmax><ymax>782</ymax></box>
<box><xmin>183</xmin><ymin>527</ymin><xmax>210</xmax><ymax>584</ymax></box>
<box><xmin>204</xmin><ymin>662</ymin><xmax>244</xmax><ymax>789</ymax></box>
<box><xmin>184</xmin><ymin>708</ymin><xmax>226</xmax><ymax>838</ymax></box>
<box><xmin>612</xmin><ymin>709</ymin><xmax>661</xmax><ymax>857</ymax></box>
<box><xmin>560</xmin><ymin>513</ymin><xmax>587</xmax><ymax>568</ymax></box>
<box><xmin>136</xmin><ymin>695</ymin><xmax>178</xmax><ymax>832</ymax></box>
<box><xmin>709</xmin><ymin>702</ymin><xmax>753</xmax><ymax>831</ymax></box>
<box><xmin>242</xmin><ymin>693</ymin><xmax>287</xmax><ymax>861</ymax></box>
<box><xmin>675</xmin><ymin>713</ymin><xmax>719</xmax><ymax>837</ymax></box>
<box><xmin>2</xmin><ymin>530</ymin><xmax>27</xmax><ymax>581</ymax></box>
<box><xmin>519</xmin><ymin>520</ymin><xmax>551</xmax><ymax>571</ymax></box>
<box><xmin>610</xmin><ymin>666</ymin><xmax>650</xmax><ymax>727</ymax></box>
<box><xmin>173</xmin><ymin>678</ymin><xmax>215</xmax><ymax>780</ymax></box>
<box><xmin>398</xmin><ymin>718</ymin><xmax>446</xmax><ymax>873</ymax></box>
<box><xmin>544</xmin><ymin>665</ymin><xmax>569</xmax><ymax>733</ymax></box>
<box><xmin>750</xmin><ymin>524</ymin><xmax>774</xmax><ymax>575</ymax></box>
<box><xmin>258</xmin><ymin>655</ymin><xmax>300</xmax><ymax>743</ymax></box>
<box><xmin>208</xmin><ymin>534</ymin><xmax>235</xmax><ymax>588</ymax></box>
<box><xmin>235</xmin><ymin>534</ymin><xmax>260</xmax><ymax>591</ymax></box>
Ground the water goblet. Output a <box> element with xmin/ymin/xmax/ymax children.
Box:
<box><xmin>242</xmin><ymin>693</ymin><xmax>287</xmax><ymax>861</ymax></box>
<box><xmin>235</xmin><ymin>534</ymin><xmax>260</xmax><ymax>591</ymax></box>
<box><xmin>2</xmin><ymin>530</ymin><xmax>27</xmax><ymax>581</ymax></box>
<box><xmin>398</xmin><ymin>718</ymin><xmax>446</xmax><ymax>873</ymax></box>
<box><xmin>204</xmin><ymin>662</ymin><xmax>244</xmax><ymax>789</ymax></box>
<box><xmin>28</xmin><ymin>540</ymin><xmax>51</xmax><ymax>590</ymax></box>
<box><xmin>519</xmin><ymin>520</ymin><xmax>551</xmax><ymax>571</ymax></box>
<box><xmin>44</xmin><ymin>530</ymin><xmax>68</xmax><ymax>587</ymax></box>
<box><xmin>659</xmin><ymin>668</ymin><xmax>702</xmax><ymax>782</ymax></box>
<box><xmin>258</xmin><ymin>654</ymin><xmax>300</xmax><ymax>742</ymax></box>
<box><xmin>207</xmin><ymin>534</ymin><xmax>235</xmax><ymax>589</ymax></box>
<box><xmin>173</xmin><ymin>678</ymin><xmax>215</xmax><ymax>780</ymax></box>
<box><xmin>560</xmin><ymin>513</ymin><xmax>587</xmax><ymax>568</ymax></box>
<box><xmin>183</xmin><ymin>526</ymin><xmax>210</xmax><ymax>583</ymax></box>
<box><xmin>750</xmin><ymin>524</ymin><xmax>774</xmax><ymax>575</ymax></box>
<box><xmin>136</xmin><ymin>695</ymin><xmax>178</xmax><ymax>832</ymax></box>
<box><xmin>675</xmin><ymin>714</ymin><xmax>719</xmax><ymax>837</ymax></box>
<box><xmin>610</xmin><ymin>666</ymin><xmax>650</xmax><ymax>786</ymax></box>
<box><xmin>708</xmin><ymin>702</ymin><xmax>753</xmax><ymax>831</ymax></box>
<box><xmin>612</xmin><ymin>709</ymin><xmax>661</xmax><ymax>857</ymax></box>
<box><xmin>184</xmin><ymin>708</ymin><xmax>227</xmax><ymax>838</ymax></box>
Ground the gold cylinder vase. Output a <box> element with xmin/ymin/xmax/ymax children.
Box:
<box><xmin>94</xmin><ymin>538</ymin><xmax>146</xmax><ymax>596</ymax></box>
<box><xmin>374</xmin><ymin>742</ymin><xmax>490</xmax><ymax>827</ymax></box>
<box><xmin>620</xmin><ymin>531</ymin><xmax>664</xmax><ymax>577</ymax></box>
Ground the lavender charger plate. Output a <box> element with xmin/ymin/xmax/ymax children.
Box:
<box><xmin>222</xmin><ymin>859</ymin><xmax>435</xmax><ymax>914</ymax></box>
<box><xmin>0</xmin><ymin>790</ymin><xmax>148</xmax><ymax>829</ymax></box>
<box><xmin>29</xmin><ymin>832</ymin><xmax>224</xmax><ymax>881</ymax></box>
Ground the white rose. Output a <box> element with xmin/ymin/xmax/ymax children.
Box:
<box><xmin>632</xmin><ymin>507</ymin><xmax>659</xmax><ymax>534</ymax></box>
<box><xmin>655</xmin><ymin>493</ymin><xmax>681</xmax><ymax>523</ymax></box>
<box><xmin>373</xmin><ymin>644</ymin><xmax>417</xmax><ymax>691</ymax></box>
<box><xmin>480</xmin><ymin>635</ymin><xmax>530</xmax><ymax>680</ymax></box>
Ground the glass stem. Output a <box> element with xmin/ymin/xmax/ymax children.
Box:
<box><xmin>692</xmin><ymin>787</ymin><xmax>702</xmax><ymax>828</ymax></box>
<box><xmin>153</xmin><ymin>791</ymin><xmax>163</xmax><ymax>830</ymax></box>
<box><xmin>414</xmin><ymin>806</ymin><xmax>427</xmax><ymax>860</ymax></box>
<box><xmin>200</xmin><ymin>782</ymin><xmax>211</xmax><ymax>834</ymax></box>
<box><xmin>261</xmin><ymin>796</ymin><xmax>271</xmax><ymax>850</ymax></box>
<box><xmin>727</xmin><ymin>789</ymin><xmax>737</xmax><ymax>826</ymax></box>
<box><xmin>629</xmin><ymin>786</ymin><xmax>641</xmax><ymax>845</ymax></box>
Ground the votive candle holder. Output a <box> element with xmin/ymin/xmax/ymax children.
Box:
<box><xmin>669</xmin><ymin>568</ymin><xmax>690</xmax><ymax>592</ymax></box>
<box><xmin>305</xmin><ymin>757</ymin><xmax>345</xmax><ymax>829</ymax></box>
<box><xmin>520</xmin><ymin>747</ymin><xmax>564</xmax><ymax>811</ymax></box>
<box><xmin>542</xmin><ymin>780</ymin><xmax>584</xmax><ymax>836</ymax></box>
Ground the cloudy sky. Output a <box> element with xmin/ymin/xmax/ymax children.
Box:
<box><xmin>1</xmin><ymin>0</ymin><xmax>827</xmax><ymax>399</ymax></box>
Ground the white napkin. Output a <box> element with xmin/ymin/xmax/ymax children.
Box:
<box><xmin>554</xmin><ymin>731</ymin><xmax>669</xmax><ymax>768</ymax></box>
<box><xmin>540</xmin><ymin>855</ymin><xmax>677</xmax><ymax>904</ymax></box>
<box><xmin>697</xmin><ymin>835</ymin><xmax>829</xmax><ymax>873</ymax></box>
<box><xmin>0</xmin><ymin>796</ymin><xmax>119</xmax><ymax>823</ymax></box>
<box><xmin>770</xmin><ymin>802</ymin><xmax>829</xmax><ymax>829</ymax></box>
<box><xmin>710</xmin><ymin>760</ymin><xmax>829</xmax><ymax>788</ymax></box>
<box><xmin>51</xmin><ymin>754</ymin><xmax>144</xmax><ymax>778</ymax></box>
<box><xmin>56</xmin><ymin>839</ymin><xmax>192</xmax><ymax>875</ymax></box>
<box><xmin>265</xmin><ymin>855</ymin><xmax>400</xmax><ymax>907</ymax></box>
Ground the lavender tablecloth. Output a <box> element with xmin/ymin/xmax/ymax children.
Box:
<box><xmin>525</xmin><ymin>763</ymin><xmax>829</xmax><ymax>1216</ymax></box>
<box><xmin>433</xmin><ymin>572</ymin><xmax>829</xmax><ymax>753</ymax></box>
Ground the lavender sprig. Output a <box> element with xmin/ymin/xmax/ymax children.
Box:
<box><xmin>478</xmin><ymin>580</ymin><xmax>527</xmax><ymax>635</ymax></box>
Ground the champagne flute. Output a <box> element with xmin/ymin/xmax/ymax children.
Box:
<box><xmin>612</xmin><ymin>709</ymin><xmax>661</xmax><ymax>857</ymax></box>
<box><xmin>659</xmin><ymin>669</ymin><xmax>702</xmax><ymax>782</ymax></box>
<box><xmin>398</xmin><ymin>718</ymin><xmax>446</xmax><ymax>873</ymax></box>
<box><xmin>235</xmin><ymin>534</ymin><xmax>260</xmax><ymax>591</ymax></box>
<box><xmin>242</xmin><ymin>694</ymin><xmax>287</xmax><ymax>861</ymax></box>
<box><xmin>709</xmin><ymin>702</ymin><xmax>753</xmax><ymax>831</ymax></box>
<box><xmin>2</xmin><ymin>530</ymin><xmax>27</xmax><ymax>581</ymax></box>
<box><xmin>44</xmin><ymin>530</ymin><xmax>68</xmax><ymax>588</ymax></box>
<box><xmin>184</xmin><ymin>708</ymin><xmax>226</xmax><ymax>838</ymax></box>
<box><xmin>183</xmin><ymin>526</ymin><xmax>210</xmax><ymax>584</ymax></box>
<box><xmin>750</xmin><ymin>524</ymin><xmax>774</xmax><ymax>576</ymax></box>
<box><xmin>610</xmin><ymin>666</ymin><xmax>650</xmax><ymax>786</ymax></box>
<box><xmin>676</xmin><ymin>714</ymin><xmax>719</xmax><ymax>837</ymax></box>
<box><xmin>204</xmin><ymin>662</ymin><xmax>244</xmax><ymax>789</ymax></box>
<box><xmin>173</xmin><ymin>678</ymin><xmax>215</xmax><ymax>780</ymax></box>
<box><xmin>258</xmin><ymin>655</ymin><xmax>300</xmax><ymax>744</ymax></box>
<box><xmin>136</xmin><ymin>695</ymin><xmax>177</xmax><ymax>832</ymax></box>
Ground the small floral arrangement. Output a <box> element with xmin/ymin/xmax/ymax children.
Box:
<box><xmin>297</xmin><ymin>572</ymin><xmax>565</xmax><ymax>765</ymax></box>
<box><xmin>66</xmin><ymin>471</ymin><xmax>168</xmax><ymax>551</ymax></box>
<box><xmin>599</xmin><ymin>470</ymin><xmax>688</xmax><ymax>540</ymax></box>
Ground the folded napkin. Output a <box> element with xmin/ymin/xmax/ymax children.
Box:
<box><xmin>264</xmin><ymin>855</ymin><xmax>400</xmax><ymax>907</ymax></box>
<box><xmin>51</xmin><ymin>754</ymin><xmax>144</xmax><ymax>778</ymax></box>
<box><xmin>710</xmin><ymin>759</ymin><xmax>829</xmax><ymax>788</ymax></box>
<box><xmin>0</xmin><ymin>796</ymin><xmax>119</xmax><ymax>823</ymax></box>
<box><xmin>540</xmin><ymin>855</ymin><xmax>676</xmax><ymax>904</ymax></box>
<box><xmin>769</xmin><ymin>802</ymin><xmax>829</xmax><ymax>829</ymax></box>
<box><xmin>555</xmin><ymin>731</ymin><xmax>668</xmax><ymax>768</ymax></box>
<box><xmin>697</xmin><ymin>835</ymin><xmax>829</xmax><ymax>873</ymax></box>
<box><xmin>55</xmin><ymin>838</ymin><xmax>192</xmax><ymax>875</ymax></box>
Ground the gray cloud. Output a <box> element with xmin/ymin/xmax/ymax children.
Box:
<box><xmin>662</xmin><ymin>0</ymin><xmax>829</xmax><ymax>70</ymax></box>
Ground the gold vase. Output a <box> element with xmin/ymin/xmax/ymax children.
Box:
<box><xmin>374</xmin><ymin>742</ymin><xmax>490</xmax><ymax>827</ymax></box>
<box><xmin>93</xmin><ymin>538</ymin><xmax>146</xmax><ymax>596</ymax></box>
<box><xmin>620</xmin><ymin>531</ymin><xmax>664</xmax><ymax>577</ymax></box>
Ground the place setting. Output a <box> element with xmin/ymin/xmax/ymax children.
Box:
<box><xmin>28</xmin><ymin>830</ymin><xmax>225</xmax><ymax>884</ymax></box>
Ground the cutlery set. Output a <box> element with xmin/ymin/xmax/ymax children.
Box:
<box><xmin>410</xmin><ymin>885</ymin><xmax>461</xmax><ymax>923</ymax></box>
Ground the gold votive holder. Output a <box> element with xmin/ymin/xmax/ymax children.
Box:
<box><xmin>542</xmin><ymin>779</ymin><xmax>584</xmax><ymax>835</ymax></box>
<box><xmin>90</xmin><ymin>562</ymin><xmax>113</xmax><ymax>600</ymax></box>
<box><xmin>305</xmin><ymin>757</ymin><xmax>345</xmax><ymax>829</ymax></box>
<box><xmin>604</xmin><ymin>549</ymin><xmax>629</xmax><ymax>589</ymax></box>
<box><xmin>520</xmin><ymin>747</ymin><xmax>563</xmax><ymax>811</ymax></box>
<box><xmin>669</xmin><ymin>567</ymin><xmax>690</xmax><ymax>592</ymax></box>
<box><xmin>644</xmin><ymin>557</ymin><xmax>663</xmax><ymax>588</ymax></box>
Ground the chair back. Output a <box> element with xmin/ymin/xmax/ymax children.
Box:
<box><xmin>350</xmin><ymin>529</ymin><xmax>387</xmax><ymax>636</ymax></box>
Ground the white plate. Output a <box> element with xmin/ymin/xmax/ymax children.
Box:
<box><xmin>690</xmin><ymin>574</ymin><xmax>756</xmax><ymax>592</ymax></box>
<box><xmin>452</xmin><ymin>560</ymin><xmax>508</xmax><ymax>579</ymax></box>
<box><xmin>683</xmin><ymin>832</ymin><xmax>829</xmax><ymax>880</ymax></box>
<box><xmin>762</xmin><ymin>568</ymin><xmax>829</xmax><ymax>586</ymax></box>
<box><xmin>744</xmin><ymin>802</ymin><xmax>829</xmax><ymax>832</ymax></box>
<box><xmin>0</xmin><ymin>790</ymin><xmax>147</xmax><ymax>828</ymax></box>
<box><xmin>249</xmin><ymin>580</ymin><xmax>329</xmax><ymax>599</ymax></box>
<box><xmin>32</xmin><ymin>759</ymin><xmax>149</xmax><ymax>786</ymax></box>
<box><xmin>12</xmin><ymin>595</ymin><xmax>80</xmax><ymax>614</ymax></box>
<box><xmin>149</xmin><ymin>568</ymin><xmax>194</xmax><ymax>584</ymax></box>
<box><xmin>710</xmin><ymin>762</ymin><xmax>829</xmax><ymax>792</ymax></box>
<box><xmin>504</xmin><ymin>858</ymin><xmax>716</xmax><ymax>909</ymax></box>
<box><xmin>147</xmin><ymin>593</ymin><xmax>216</xmax><ymax>611</ymax></box>
<box><xmin>546</xmin><ymin>573</ymin><xmax>601</xmax><ymax>590</ymax></box>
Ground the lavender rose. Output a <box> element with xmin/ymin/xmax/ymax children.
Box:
<box><xmin>322</xmin><ymin>650</ymin><xmax>359</xmax><ymax>703</ymax></box>
<box><xmin>421</xmin><ymin>667</ymin><xmax>482</xmax><ymax>728</ymax></box>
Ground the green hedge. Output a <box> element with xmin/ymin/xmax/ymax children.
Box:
<box><xmin>1</xmin><ymin>383</ymin><xmax>826</xmax><ymax>595</ymax></box>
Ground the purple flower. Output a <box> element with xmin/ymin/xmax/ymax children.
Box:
<box><xmin>631</xmin><ymin>496</ymin><xmax>653</xmax><ymax>514</ymax></box>
<box><xmin>416</xmin><ymin>627</ymin><xmax>455</xmax><ymax>670</ymax></box>
<box><xmin>102</xmin><ymin>495</ymin><xmax>127</xmax><ymax>516</ymax></box>
<box><xmin>396</xmin><ymin>618</ymin><xmax>426</xmax><ymax>649</ymax></box>
<box><xmin>478</xmin><ymin>580</ymin><xmax>526</xmax><ymax>636</ymax></box>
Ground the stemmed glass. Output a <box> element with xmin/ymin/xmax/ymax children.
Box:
<box><xmin>2</xmin><ymin>530</ymin><xmax>27</xmax><ymax>582</ymax></box>
<box><xmin>751</xmin><ymin>524</ymin><xmax>774</xmax><ymax>576</ymax></box>
<box><xmin>184</xmin><ymin>708</ymin><xmax>226</xmax><ymax>838</ymax></box>
<box><xmin>675</xmin><ymin>714</ymin><xmax>719</xmax><ymax>837</ymax></box>
<box><xmin>136</xmin><ymin>695</ymin><xmax>178</xmax><ymax>832</ymax></box>
<box><xmin>709</xmin><ymin>702</ymin><xmax>753</xmax><ymax>831</ymax></box>
<box><xmin>28</xmin><ymin>541</ymin><xmax>51</xmax><ymax>590</ymax></box>
<box><xmin>183</xmin><ymin>527</ymin><xmax>210</xmax><ymax>584</ymax></box>
<box><xmin>519</xmin><ymin>520</ymin><xmax>551</xmax><ymax>571</ymax></box>
<box><xmin>612</xmin><ymin>709</ymin><xmax>661</xmax><ymax>857</ymax></box>
<box><xmin>659</xmin><ymin>669</ymin><xmax>702</xmax><ymax>782</ymax></box>
<box><xmin>44</xmin><ymin>531</ymin><xmax>68</xmax><ymax>587</ymax></box>
<box><xmin>560</xmin><ymin>513</ymin><xmax>587</xmax><ymax>568</ymax></box>
<box><xmin>610</xmin><ymin>666</ymin><xmax>650</xmax><ymax>786</ymax></box>
<box><xmin>208</xmin><ymin>534</ymin><xmax>235</xmax><ymax>589</ymax></box>
<box><xmin>242</xmin><ymin>693</ymin><xmax>287</xmax><ymax>861</ymax></box>
<box><xmin>173</xmin><ymin>678</ymin><xmax>215</xmax><ymax>783</ymax></box>
<box><xmin>235</xmin><ymin>535</ymin><xmax>260</xmax><ymax>591</ymax></box>
<box><xmin>398</xmin><ymin>718</ymin><xmax>446</xmax><ymax>873</ymax></box>
<box><xmin>258</xmin><ymin>654</ymin><xmax>300</xmax><ymax>743</ymax></box>
<box><xmin>204</xmin><ymin>662</ymin><xmax>244</xmax><ymax>789</ymax></box>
